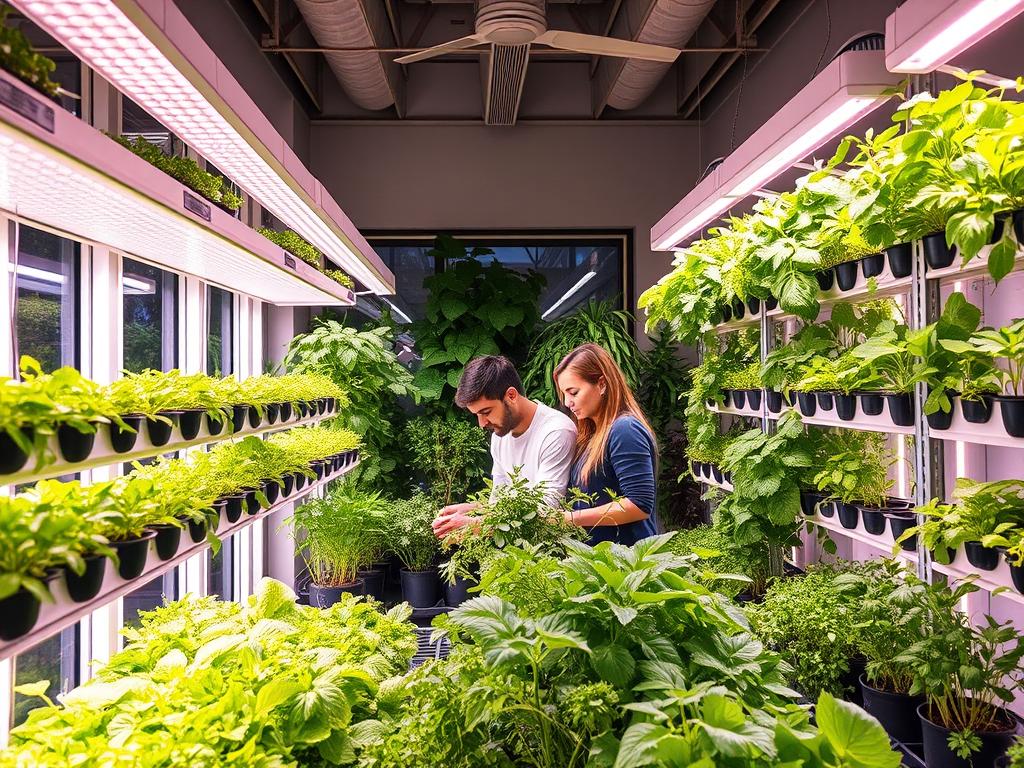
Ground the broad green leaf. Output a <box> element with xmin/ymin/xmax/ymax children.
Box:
<box><xmin>815</xmin><ymin>692</ymin><xmax>901</xmax><ymax>768</ymax></box>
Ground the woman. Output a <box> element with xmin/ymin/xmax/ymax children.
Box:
<box><xmin>554</xmin><ymin>343</ymin><xmax>659</xmax><ymax>545</ymax></box>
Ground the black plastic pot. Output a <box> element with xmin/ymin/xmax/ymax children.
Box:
<box><xmin>840</xmin><ymin>656</ymin><xmax>867</xmax><ymax>706</ymax></box>
<box><xmin>358</xmin><ymin>567</ymin><xmax>387</xmax><ymax>602</ymax></box>
<box><xmin>294</xmin><ymin>471</ymin><xmax>308</xmax><ymax>492</ymax></box>
<box><xmin>151</xmin><ymin>523</ymin><xmax>182</xmax><ymax>561</ymax></box>
<box><xmin>188</xmin><ymin>515</ymin><xmax>208</xmax><ymax>544</ymax></box>
<box><xmin>1014</xmin><ymin>209</ymin><xmax>1024</xmax><ymax>244</ymax></box>
<box><xmin>262</xmin><ymin>479</ymin><xmax>280</xmax><ymax>506</ymax></box>
<box><xmin>860</xmin><ymin>675</ymin><xmax>924</xmax><ymax>744</ymax></box>
<box><xmin>800</xmin><ymin>490</ymin><xmax>824</xmax><ymax>517</ymax></box>
<box><xmin>744</xmin><ymin>389</ymin><xmax>762</xmax><ymax>410</ymax></box>
<box><xmin>765</xmin><ymin>388</ymin><xmax>784</xmax><ymax>413</ymax></box>
<box><xmin>446</xmin><ymin>576</ymin><xmax>477</xmax><ymax>607</ymax></box>
<box><xmin>177</xmin><ymin>409</ymin><xmax>204</xmax><ymax>441</ymax></box>
<box><xmin>401</xmin><ymin>568</ymin><xmax>440</xmax><ymax>608</ymax></box>
<box><xmin>57</xmin><ymin>423</ymin><xmax>97</xmax><ymax>463</ymax></box>
<box><xmin>964</xmin><ymin>540</ymin><xmax>1000</xmax><ymax>571</ymax></box>
<box><xmin>886</xmin><ymin>242</ymin><xmax>913</xmax><ymax>278</ymax></box>
<box><xmin>317</xmin><ymin>398</ymin><xmax>328</xmax><ymax>416</ymax></box>
<box><xmin>731</xmin><ymin>298</ymin><xmax>746</xmax><ymax>320</ymax></box>
<box><xmin>923</xmin><ymin>231</ymin><xmax>956</xmax><ymax>270</ymax></box>
<box><xmin>279</xmin><ymin>402</ymin><xmax>293</xmax><ymax>422</ymax></box>
<box><xmin>244</xmin><ymin>488</ymin><xmax>261</xmax><ymax>515</ymax></box>
<box><xmin>206</xmin><ymin>412</ymin><xmax>225</xmax><ymax>436</ymax></box>
<box><xmin>0</xmin><ymin>426</ymin><xmax>33</xmax><ymax>475</ymax></box>
<box><xmin>0</xmin><ymin>587</ymin><xmax>44</xmax><ymax>640</ymax></box>
<box><xmin>819</xmin><ymin>500</ymin><xmax>836</xmax><ymax>518</ymax></box>
<box><xmin>281</xmin><ymin>473</ymin><xmax>295</xmax><ymax>497</ymax></box>
<box><xmin>1006</xmin><ymin>552</ymin><xmax>1024</xmax><ymax>593</ymax></box>
<box><xmin>711</xmin><ymin>465</ymin><xmax>724</xmax><ymax>483</ymax></box>
<box><xmin>746</xmin><ymin>296</ymin><xmax>761</xmax><ymax>315</ymax></box>
<box><xmin>720</xmin><ymin>304</ymin><xmax>733</xmax><ymax>323</ymax></box>
<box><xmin>64</xmin><ymin>554</ymin><xmax>106</xmax><ymax>602</ymax></box>
<box><xmin>886</xmin><ymin>393</ymin><xmax>916</xmax><ymax>426</ymax></box>
<box><xmin>764</xmin><ymin>296</ymin><xmax>779</xmax><ymax>311</ymax></box>
<box><xmin>995</xmin><ymin>395</ymin><xmax>1024</xmax><ymax>437</ymax></box>
<box><xmin>296</xmin><ymin>401</ymin><xmax>310</xmax><ymax>419</ymax></box>
<box><xmin>991</xmin><ymin>213</ymin><xmax>1008</xmax><ymax>244</ymax></box>
<box><xmin>931</xmin><ymin>546</ymin><xmax>957</xmax><ymax>565</ymax></box>
<box><xmin>265</xmin><ymin>403</ymin><xmax>280</xmax><ymax>425</ymax></box>
<box><xmin>311</xmin><ymin>460</ymin><xmax>326</xmax><ymax>480</ymax></box>
<box><xmin>816</xmin><ymin>268</ymin><xmax>835</xmax><ymax>291</ymax></box>
<box><xmin>111</xmin><ymin>530</ymin><xmax>157</xmax><ymax>580</ymax></box>
<box><xmin>861</xmin><ymin>253</ymin><xmax>885</xmax><ymax>278</ymax></box>
<box><xmin>859</xmin><ymin>506</ymin><xmax>887</xmax><ymax>536</ymax></box>
<box><xmin>248</xmin><ymin>406</ymin><xmax>262</xmax><ymax>429</ymax></box>
<box><xmin>927</xmin><ymin>405</ymin><xmax>955</xmax><ymax>430</ymax></box>
<box><xmin>732</xmin><ymin>390</ymin><xmax>747</xmax><ymax>410</ymax></box>
<box><xmin>834</xmin><ymin>393</ymin><xmax>857</xmax><ymax>421</ymax></box>
<box><xmin>815</xmin><ymin>392</ymin><xmax>835</xmax><ymax>412</ymax></box>
<box><xmin>919</xmin><ymin>703</ymin><xmax>1016</xmax><ymax>768</ymax></box>
<box><xmin>146</xmin><ymin>414</ymin><xmax>178</xmax><ymax>447</ymax></box>
<box><xmin>309</xmin><ymin>580</ymin><xmax>364</xmax><ymax>608</ymax></box>
<box><xmin>837</xmin><ymin>502</ymin><xmax>860</xmax><ymax>530</ymax></box>
<box><xmin>110</xmin><ymin>415</ymin><xmax>143</xmax><ymax>454</ymax></box>
<box><xmin>888</xmin><ymin>513</ymin><xmax>917</xmax><ymax>551</ymax></box>
<box><xmin>961</xmin><ymin>395</ymin><xmax>994</xmax><ymax>424</ymax></box>
<box><xmin>796</xmin><ymin>391</ymin><xmax>817</xmax><ymax>417</ymax></box>
<box><xmin>232</xmin><ymin>404</ymin><xmax>249</xmax><ymax>432</ymax></box>
<box><xmin>223</xmin><ymin>494</ymin><xmax>245</xmax><ymax>523</ymax></box>
<box><xmin>835</xmin><ymin>261</ymin><xmax>859</xmax><ymax>291</ymax></box>
<box><xmin>857</xmin><ymin>392</ymin><xmax>884</xmax><ymax>416</ymax></box>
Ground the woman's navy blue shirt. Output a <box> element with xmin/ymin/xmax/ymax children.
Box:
<box><xmin>569</xmin><ymin>415</ymin><xmax>659</xmax><ymax>546</ymax></box>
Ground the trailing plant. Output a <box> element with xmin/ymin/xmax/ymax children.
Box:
<box><xmin>412</xmin><ymin>235</ymin><xmax>545</xmax><ymax>406</ymax></box>
<box><xmin>258</xmin><ymin>226</ymin><xmax>321</xmax><ymax>267</ymax></box>
<box><xmin>721</xmin><ymin>360</ymin><xmax>762</xmax><ymax>390</ymax></box>
<box><xmin>521</xmin><ymin>298</ymin><xmax>643</xmax><ymax>407</ymax></box>
<box><xmin>115</xmin><ymin>136</ymin><xmax>242</xmax><ymax>211</ymax></box>
<box><xmin>404</xmin><ymin>414</ymin><xmax>489</xmax><ymax>506</ymax></box>
<box><xmin>385</xmin><ymin>492</ymin><xmax>439</xmax><ymax>572</ymax></box>
<box><xmin>0</xmin><ymin>7</ymin><xmax>60</xmax><ymax>97</ymax></box>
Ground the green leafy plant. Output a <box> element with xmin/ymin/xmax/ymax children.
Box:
<box><xmin>325</xmin><ymin>268</ymin><xmax>355</xmax><ymax>289</ymax></box>
<box><xmin>115</xmin><ymin>136</ymin><xmax>242</xmax><ymax>211</ymax></box>
<box><xmin>666</xmin><ymin>522</ymin><xmax>758</xmax><ymax>598</ymax></box>
<box><xmin>0</xmin><ymin>7</ymin><xmax>60</xmax><ymax>97</ymax></box>
<box><xmin>1007</xmin><ymin>736</ymin><xmax>1024</xmax><ymax>768</ymax></box>
<box><xmin>404</xmin><ymin>414</ymin><xmax>489</xmax><ymax>506</ymax></box>
<box><xmin>258</xmin><ymin>226</ymin><xmax>321</xmax><ymax>267</ymax></box>
<box><xmin>385</xmin><ymin>492</ymin><xmax>439</xmax><ymax>572</ymax></box>
<box><xmin>958</xmin><ymin>318</ymin><xmax>1024</xmax><ymax>395</ymax></box>
<box><xmin>412</xmin><ymin>235</ymin><xmax>544</xmax><ymax>405</ymax></box>
<box><xmin>636</xmin><ymin>326</ymin><xmax>688</xmax><ymax>440</ymax></box>
<box><xmin>813</xmin><ymin>431</ymin><xmax>895</xmax><ymax>507</ymax></box>
<box><xmin>521</xmin><ymin>299</ymin><xmax>642</xmax><ymax>407</ymax></box>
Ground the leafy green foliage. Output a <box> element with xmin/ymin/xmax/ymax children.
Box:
<box><xmin>812</xmin><ymin>431</ymin><xmax>894</xmax><ymax>507</ymax></box>
<box><xmin>0</xmin><ymin>7</ymin><xmax>60</xmax><ymax>97</ymax></box>
<box><xmin>4</xmin><ymin>579</ymin><xmax>416</xmax><ymax>767</ymax></box>
<box><xmin>1006</xmin><ymin>736</ymin><xmax>1024</xmax><ymax>768</ymax></box>
<box><xmin>325</xmin><ymin>268</ymin><xmax>356</xmax><ymax>289</ymax></box>
<box><xmin>666</xmin><ymin>523</ymin><xmax>758</xmax><ymax>598</ymax></box>
<box><xmin>636</xmin><ymin>326</ymin><xmax>689</xmax><ymax>440</ymax></box>
<box><xmin>258</xmin><ymin>226</ymin><xmax>322</xmax><ymax>267</ymax></box>
<box><xmin>521</xmin><ymin>299</ymin><xmax>642</xmax><ymax>407</ymax></box>
<box><xmin>116</xmin><ymin>135</ymin><xmax>242</xmax><ymax>211</ymax></box>
<box><xmin>412</xmin><ymin>236</ymin><xmax>544</xmax><ymax>406</ymax></box>
<box><xmin>403</xmin><ymin>415</ymin><xmax>489</xmax><ymax>505</ymax></box>
<box><xmin>383</xmin><ymin>493</ymin><xmax>439</xmax><ymax>572</ymax></box>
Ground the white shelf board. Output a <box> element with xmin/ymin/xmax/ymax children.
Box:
<box><xmin>928</xmin><ymin>402</ymin><xmax>1024</xmax><ymax>449</ymax></box>
<box><xmin>767</xmin><ymin>404</ymin><xmax>916</xmax><ymax>435</ymax></box>
<box><xmin>0</xmin><ymin>456</ymin><xmax>360</xmax><ymax>662</ymax></box>
<box><xmin>707</xmin><ymin>402</ymin><xmax>764</xmax><ymax>419</ymax></box>
<box><xmin>0</xmin><ymin>70</ymin><xmax>354</xmax><ymax>307</ymax></box>
<box><xmin>1</xmin><ymin>408</ymin><xmax>336</xmax><ymax>487</ymax></box>
<box><xmin>803</xmin><ymin>512</ymin><xmax>917</xmax><ymax>564</ymax></box>
<box><xmin>765</xmin><ymin>261</ymin><xmax>912</xmax><ymax>325</ymax></box>
<box><xmin>931</xmin><ymin>550</ymin><xmax>1024</xmax><ymax>607</ymax></box>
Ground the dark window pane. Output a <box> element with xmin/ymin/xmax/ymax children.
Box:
<box><xmin>207</xmin><ymin>286</ymin><xmax>233</xmax><ymax>375</ymax></box>
<box><xmin>121</xmin><ymin>96</ymin><xmax>174</xmax><ymax>155</ymax></box>
<box><xmin>52</xmin><ymin>58</ymin><xmax>81</xmax><ymax>117</ymax></box>
<box><xmin>13</xmin><ymin>627</ymin><xmax>77</xmax><ymax>726</ymax></box>
<box><xmin>123</xmin><ymin>572</ymin><xmax>176</xmax><ymax>628</ymax></box>
<box><xmin>208</xmin><ymin>535</ymin><xmax>233</xmax><ymax>600</ymax></box>
<box><xmin>122</xmin><ymin>258</ymin><xmax>177</xmax><ymax>373</ymax></box>
<box><xmin>364</xmin><ymin>246</ymin><xmax>435</xmax><ymax>322</ymax></box>
<box><xmin>13</xmin><ymin>223</ymin><xmax>78</xmax><ymax>372</ymax></box>
<box><xmin>260</xmin><ymin>208</ymin><xmax>285</xmax><ymax>231</ymax></box>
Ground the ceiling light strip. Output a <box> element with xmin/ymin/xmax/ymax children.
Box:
<box><xmin>14</xmin><ymin>0</ymin><xmax>394</xmax><ymax>295</ymax></box>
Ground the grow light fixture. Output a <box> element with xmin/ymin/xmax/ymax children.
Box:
<box><xmin>383</xmin><ymin>298</ymin><xmax>412</xmax><ymax>324</ymax></box>
<box><xmin>885</xmin><ymin>0</ymin><xmax>1024</xmax><ymax>74</ymax></box>
<box><xmin>542</xmin><ymin>271</ymin><xmax>597</xmax><ymax>320</ymax></box>
<box><xmin>13</xmin><ymin>0</ymin><xmax>394</xmax><ymax>296</ymax></box>
<box><xmin>651</xmin><ymin>50</ymin><xmax>901</xmax><ymax>251</ymax></box>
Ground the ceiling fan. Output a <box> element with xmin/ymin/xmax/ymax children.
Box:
<box><xmin>394</xmin><ymin>0</ymin><xmax>681</xmax><ymax>64</ymax></box>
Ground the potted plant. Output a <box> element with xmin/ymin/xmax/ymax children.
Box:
<box><xmin>285</xmin><ymin>479</ymin><xmax>380</xmax><ymax>606</ymax></box>
<box><xmin>896</xmin><ymin>578</ymin><xmax>1024</xmax><ymax>768</ymax></box>
<box><xmin>812</xmin><ymin>432</ymin><xmax>900</xmax><ymax>533</ymax></box>
<box><xmin>721</xmin><ymin>361</ymin><xmax>763</xmax><ymax>411</ymax></box>
<box><xmin>87</xmin><ymin>476</ymin><xmax>174</xmax><ymax>580</ymax></box>
<box><xmin>959</xmin><ymin>319</ymin><xmax>1024</xmax><ymax>437</ymax></box>
<box><xmin>386</xmin><ymin>493</ymin><xmax>441</xmax><ymax>608</ymax></box>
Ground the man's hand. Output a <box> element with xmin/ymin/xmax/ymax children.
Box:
<box><xmin>432</xmin><ymin>502</ymin><xmax>478</xmax><ymax>538</ymax></box>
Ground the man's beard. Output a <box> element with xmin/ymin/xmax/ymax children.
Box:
<box><xmin>488</xmin><ymin>402</ymin><xmax>516</xmax><ymax>437</ymax></box>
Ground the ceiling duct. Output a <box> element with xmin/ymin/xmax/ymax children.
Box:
<box><xmin>597</xmin><ymin>0</ymin><xmax>716</xmax><ymax>112</ymax></box>
<box><xmin>482</xmin><ymin>43</ymin><xmax>531</xmax><ymax>124</ymax></box>
<box><xmin>292</xmin><ymin>0</ymin><xmax>400</xmax><ymax>111</ymax></box>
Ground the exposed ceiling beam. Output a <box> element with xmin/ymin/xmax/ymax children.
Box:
<box><xmin>250</xmin><ymin>0</ymin><xmax>322</xmax><ymax>111</ymax></box>
<box><xmin>262</xmin><ymin>44</ymin><xmax>762</xmax><ymax>53</ymax></box>
<box><xmin>590</xmin><ymin>0</ymin><xmax>625</xmax><ymax>76</ymax></box>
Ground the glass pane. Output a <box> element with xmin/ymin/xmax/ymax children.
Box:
<box><xmin>122</xmin><ymin>258</ymin><xmax>177</xmax><ymax>373</ymax></box>
<box><xmin>208</xmin><ymin>535</ymin><xmax>233</xmax><ymax>600</ymax></box>
<box><xmin>123</xmin><ymin>573</ymin><xmax>175</xmax><ymax>629</ymax></box>
<box><xmin>367</xmin><ymin>245</ymin><xmax>435</xmax><ymax>321</ymax></box>
<box><xmin>51</xmin><ymin>58</ymin><xmax>81</xmax><ymax>117</ymax></box>
<box><xmin>207</xmin><ymin>286</ymin><xmax>233</xmax><ymax>376</ymax></box>
<box><xmin>121</xmin><ymin>96</ymin><xmax>174</xmax><ymax>155</ymax></box>
<box><xmin>13</xmin><ymin>223</ymin><xmax>78</xmax><ymax>372</ymax></box>
<box><xmin>13</xmin><ymin>627</ymin><xmax>77</xmax><ymax>726</ymax></box>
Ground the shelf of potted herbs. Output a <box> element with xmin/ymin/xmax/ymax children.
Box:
<box><xmin>0</xmin><ymin>358</ymin><xmax>347</xmax><ymax>486</ymax></box>
<box><xmin>0</xmin><ymin>424</ymin><xmax>361</xmax><ymax>657</ymax></box>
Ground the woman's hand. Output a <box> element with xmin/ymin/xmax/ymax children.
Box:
<box><xmin>563</xmin><ymin>498</ymin><xmax>649</xmax><ymax>528</ymax></box>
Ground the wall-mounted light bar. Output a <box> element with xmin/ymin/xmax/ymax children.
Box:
<box><xmin>14</xmin><ymin>0</ymin><xmax>394</xmax><ymax>296</ymax></box>
<box><xmin>885</xmin><ymin>0</ymin><xmax>1024</xmax><ymax>74</ymax></box>
<box><xmin>651</xmin><ymin>49</ymin><xmax>902</xmax><ymax>252</ymax></box>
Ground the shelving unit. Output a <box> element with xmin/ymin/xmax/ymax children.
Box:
<box><xmin>928</xmin><ymin>406</ymin><xmax>1024</xmax><ymax>449</ymax></box>
<box><xmin>0</xmin><ymin>408</ymin><xmax>337</xmax><ymax>487</ymax></box>
<box><xmin>765</xmin><ymin>405</ymin><xmax>917</xmax><ymax>435</ymax></box>
<box><xmin>802</xmin><ymin>512</ymin><xmax>918</xmax><ymax>566</ymax></box>
<box><xmin>0</xmin><ymin>455</ymin><xmax>360</xmax><ymax>663</ymax></box>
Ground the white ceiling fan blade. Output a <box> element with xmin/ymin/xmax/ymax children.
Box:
<box><xmin>534</xmin><ymin>31</ymin><xmax>680</xmax><ymax>63</ymax></box>
<box><xmin>394</xmin><ymin>35</ymin><xmax>487</xmax><ymax>64</ymax></box>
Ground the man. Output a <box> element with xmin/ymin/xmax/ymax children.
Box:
<box><xmin>431</xmin><ymin>355</ymin><xmax>577</xmax><ymax>538</ymax></box>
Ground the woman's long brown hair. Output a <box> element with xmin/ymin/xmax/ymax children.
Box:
<box><xmin>554</xmin><ymin>343</ymin><xmax>657</xmax><ymax>484</ymax></box>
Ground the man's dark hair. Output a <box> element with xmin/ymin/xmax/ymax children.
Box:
<box><xmin>455</xmin><ymin>356</ymin><xmax>524</xmax><ymax>408</ymax></box>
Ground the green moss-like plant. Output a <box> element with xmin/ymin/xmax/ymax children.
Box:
<box><xmin>258</xmin><ymin>227</ymin><xmax>321</xmax><ymax>267</ymax></box>
<box><xmin>325</xmin><ymin>268</ymin><xmax>354</xmax><ymax>289</ymax></box>
<box><xmin>0</xmin><ymin>7</ymin><xmax>60</xmax><ymax>98</ymax></box>
<box><xmin>115</xmin><ymin>136</ymin><xmax>242</xmax><ymax>211</ymax></box>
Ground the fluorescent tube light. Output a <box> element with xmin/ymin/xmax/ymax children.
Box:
<box><xmin>383</xmin><ymin>298</ymin><xmax>412</xmax><ymax>324</ymax></box>
<box><xmin>650</xmin><ymin>50</ymin><xmax>901</xmax><ymax>252</ymax></box>
<box><xmin>11</xmin><ymin>264</ymin><xmax>64</xmax><ymax>284</ymax></box>
<box><xmin>542</xmin><ymin>271</ymin><xmax>597</xmax><ymax>320</ymax></box>
<box><xmin>886</xmin><ymin>0</ymin><xmax>1024</xmax><ymax>74</ymax></box>
<box><xmin>121</xmin><ymin>274</ymin><xmax>155</xmax><ymax>294</ymax></box>
<box><xmin>15</xmin><ymin>0</ymin><xmax>393</xmax><ymax>296</ymax></box>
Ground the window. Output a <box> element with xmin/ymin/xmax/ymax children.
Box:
<box><xmin>13</xmin><ymin>627</ymin><xmax>77</xmax><ymax>726</ymax></box>
<box><xmin>51</xmin><ymin>58</ymin><xmax>82</xmax><ymax>117</ymax></box>
<box><xmin>122</xmin><ymin>572</ymin><xmax>176</xmax><ymax>629</ymax></box>
<box><xmin>122</xmin><ymin>258</ymin><xmax>177</xmax><ymax>373</ymax></box>
<box><xmin>11</xmin><ymin>223</ymin><xmax>78</xmax><ymax>371</ymax></box>
<box><xmin>207</xmin><ymin>286</ymin><xmax>234</xmax><ymax>376</ymax></box>
<box><xmin>368</xmin><ymin>234</ymin><xmax>628</xmax><ymax>324</ymax></box>
<box><xmin>208</xmin><ymin>536</ymin><xmax>234</xmax><ymax>601</ymax></box>
<box><xmin>121</xmin><ymin>96</ymin><xmax>176</xmax><ymax>155</ymax></box>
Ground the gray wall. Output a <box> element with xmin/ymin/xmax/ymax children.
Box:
<box><xmin>309</xmin><ymin>121</ymin><xmax>701</xmax><ymax>343</ymax></box>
